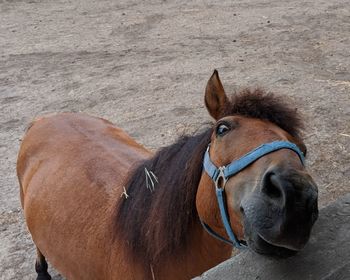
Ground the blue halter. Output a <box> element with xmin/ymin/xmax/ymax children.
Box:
<box><xmin>201</xmin><ymin>141</ymin><xmax>305</xmax><ymax>249</ymax></box>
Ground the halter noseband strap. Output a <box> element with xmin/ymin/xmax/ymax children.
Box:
<box><xmin>201</xmin><ymin>141</ymin><xmax>305</xmax><ymax>249</ymax></box>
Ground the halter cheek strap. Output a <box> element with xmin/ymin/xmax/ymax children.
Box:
<box><xmin>201</xmin><ymin>141</ymin><xmax>305</xmax><ymax>249</ymax></box>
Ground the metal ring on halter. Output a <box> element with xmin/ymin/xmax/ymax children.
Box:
<box><xmin>214</xmin><ymin>166</ymin><xmax>227</xmax><ymax>189</ymax></box>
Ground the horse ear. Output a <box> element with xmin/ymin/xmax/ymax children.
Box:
<box><xmin>205</xmin><ymin>70</ymin><xmax>228</xmax><ymax>120</ymax></box>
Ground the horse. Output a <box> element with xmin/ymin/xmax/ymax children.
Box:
<box><xmin>17</xmin><ymin>70</ymin><xmax>319</xmax><ymax>280</ymax></box>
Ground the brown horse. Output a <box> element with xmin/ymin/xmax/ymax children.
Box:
<box><xmin>17</xmin><ymin>70</ymin><xmax>318</xmax><ymax>280</ymax></box>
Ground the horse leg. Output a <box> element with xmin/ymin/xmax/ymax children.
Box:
<box><xmin>35</xmin><ymin>248</ymin><xmax>51</xmax><ymax>280</ymax></box>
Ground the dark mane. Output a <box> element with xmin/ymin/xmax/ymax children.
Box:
<box><xmin>115</xmin><ymin>89</ymin><xmax>303</xmax><ymax>264</ymax></box>
<box><xmin>115</xmin><ymin>128</ymin><xmax>213</xmax><ymax>264</ymax></box>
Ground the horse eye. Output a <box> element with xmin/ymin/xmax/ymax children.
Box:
<box><xmin>216</xmin><ymin>123</ymin><xmax>230</xmax><ymax>136</ymax></box>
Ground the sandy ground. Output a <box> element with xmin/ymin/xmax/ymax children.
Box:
<box><xmin>0</xmin><ymin>0</ymin><xmax>349</xmax><ymax>279</ymax></box>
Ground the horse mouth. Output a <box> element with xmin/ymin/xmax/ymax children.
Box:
<box><xmin>247</xmin><ymin>233</ymin><xmax>299</xmax><ymax>258</ymax></box>
<box><xmin>258</xmin><ymin>232</ymin><xmax>306</xmax><ymax>251</ymax></box>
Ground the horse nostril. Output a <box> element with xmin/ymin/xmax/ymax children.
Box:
<box><xmin>240</xmin><ymin>206</ymin><xmax>245</xmax><ymax>214</ymax></box>
<box><xmin>262</xmin><ymin>172</ymin><xmax>283</xmax><ymax>199</ymax></box>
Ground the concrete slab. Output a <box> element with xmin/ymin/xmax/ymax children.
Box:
<box><xmin>194</xmin><ymin>194</ymin><xmax>350</xmax><ymax>280</ymax></box>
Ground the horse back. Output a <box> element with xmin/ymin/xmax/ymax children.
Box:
<box><xmin>18</xmin><ymin>112</ymin><xmax>151</xmax><ymax>194</ymax></box>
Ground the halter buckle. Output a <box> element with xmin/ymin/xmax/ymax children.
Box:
<box><xmin>215</xmin><ymin>166</ymin><xmax>227</xmax><ymax>189</ymax></box>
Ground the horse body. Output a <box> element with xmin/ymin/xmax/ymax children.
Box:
<box><xmin>17</xmin><ymin>113</ymin><xmax>231</xmax><ymax>279</ymax></box>
<box><xmin>17</xmin><ymin>113</ymin><xmax>148</xmax><ymax>279</ymax></box>
<box><xmin>17</xmin><ymin>71</ymin><xmax>318</xmax><ymax>279</ymax></box>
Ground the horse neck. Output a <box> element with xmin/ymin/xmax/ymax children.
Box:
<box><xmin>109</xmin><ymin>203</ymin><xmax>232</xmax><ymax>280</ymax></box>
<box><xmin>154</xmin><ymin>221</ymin><xmax>232</xmax><ymax>279</ymax></box>
<box><xmin>112</xmin><ymin>129</ymin><xmax>233</xmax><ymax>279</ymax></box>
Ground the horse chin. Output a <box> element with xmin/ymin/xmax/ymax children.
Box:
<box><xmin>246</xmin><ymin>232</ymin><xmax>299</xmax><ymax>258</ymax></box>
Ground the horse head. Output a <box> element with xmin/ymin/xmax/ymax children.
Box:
<box><xmin>196</xmin><ymin>70</ymin><xmax>318</xmax><ymax>257</ymax></box>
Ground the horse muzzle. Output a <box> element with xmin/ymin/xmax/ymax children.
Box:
<box><xmin>241</xmin><ymin>167</ymin><xmax>319</xmax><ymax>257</ymax></box>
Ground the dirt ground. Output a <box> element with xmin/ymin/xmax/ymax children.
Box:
<box><xmin>0</xmin><ymin>0</ymin><xmax>349</xmax><ymax>279</ymax></box>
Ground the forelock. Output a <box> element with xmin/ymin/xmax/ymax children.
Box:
<box><xmin>222</xmin><ymin>88</ymin><xmax>303</xmax><ymax>138</ymax></box>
